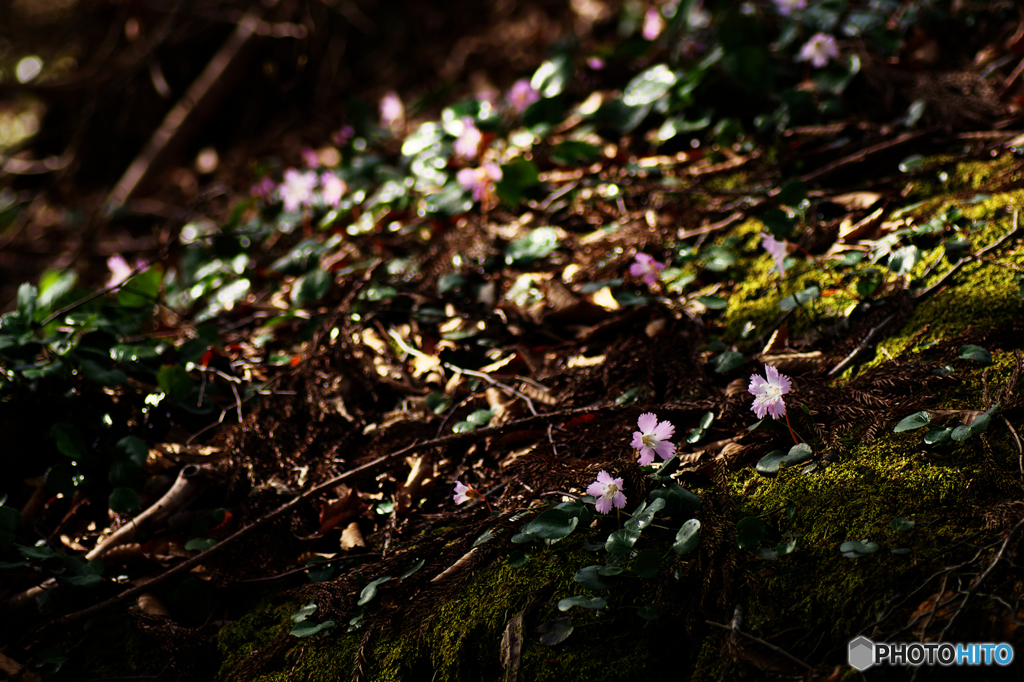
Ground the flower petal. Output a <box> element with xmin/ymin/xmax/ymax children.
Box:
<box><xmin>637</xmin><ymin>412</ymin><xmax>658</xmax><ymax>433</ymax></box>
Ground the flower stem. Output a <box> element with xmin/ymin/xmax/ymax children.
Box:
<box><xmin>784</xmin><ymin>412</ymin><xmax>801</xmax><ymax>445</ymax></box>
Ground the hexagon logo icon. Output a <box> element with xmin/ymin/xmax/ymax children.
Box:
<box><xmin>848</xmin><ymin>636</ymin><xmax>875</xmax><ymax>671</ymax></box>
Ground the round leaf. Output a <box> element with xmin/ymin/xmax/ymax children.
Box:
<box><xmin>959</xmin><ymin>345</ymin><xmax>991</xmax><ymax>364</ymax></box>
<box><xmin>557</xmin><ymin>596</ymin><xmax>606</xmax><ymax>611</ymax></box>
<box><xmin>538</xmin><ymin>618</ymin><xmax>573</xmax><ymax>646</ymax></box>
<box><xmin>736</xmin><ymin>516</ymin><xmax>765</xmax><ymax>550</ymax></box>
<box><xmin>673</xmin><ymin>519</ymin><xmax>701</xmax><ymax>556</ymax></box>
<box><xmin>525</xmin><ymin>509</ymin><xmax>578</xmax><ymax>541</ymax></box>
<box><xmin>109</xmin><ymin>487</ymin><xmax>141</xmax><ymax>514</ymax></box>
<box><xmin>623</xmin><ymin>64</ymin><xmax>678</xmax><ymax>106</ymax></box>
<box><xmin>894</xmin><ymin>411</ymin><xmax>931</xmax><ymax>433</ymax></box>
<box><xmin>637</xmin><ymin>604</ymin><xmax>663</xmax><ymax>620</ymax></box>
<box><xmin>632</xmin><ymin>549</ymin><xmax>662</xmax><ymax>579</ymax></box>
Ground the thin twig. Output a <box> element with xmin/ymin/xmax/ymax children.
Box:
<box><xmin>706</xmin><ymin>619</ymin><xmax>814</xmax><ymax>672</ymax></box>
<box><xmin>915</xmin><ymin>209</ymin><xmax>1021</xmax><ymax>300</ymax></box>
<box><xmin>827</xmin><ymin>313</ymin><xmax>897</xmax><ymax>377</ymax></box>
<box><xmin>938</xmin><ymin>515</ymin><xmax>1024</xmax><ymax>641</ymax></box>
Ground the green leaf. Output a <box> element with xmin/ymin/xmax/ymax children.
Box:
<box><xmin>761</xmin><ymin>208</ymin><xmax>794</xmax><ymax>239</ymax></box>
<box><xmin>507</xmin><ymin>551</ymin><xmax>529</xmax><ymax>568</ymax></box>
<box><xmin>623</xmin><ymin>64</ymin><xmax>677</xmax><ymax>106</ymax></box>
<box><xmin>574</xmin><ymin>565</ymin><xmax>613</xmax><ymax>591</ymax></box>
<box><xmin>531</xmin><ymin>54</ymin><xmax>572</xmax><ymax>98</ymax></box>
<box><xmin>697</xmin><ymin>295</ymin><xmax>729</xmax><ymax>310</ymax></box>
<box><xmin>79</xmin><ymin>359</ymin><xmax>126</xmax><ymax>387</ymax></box>
<box><xmin>924</xmin><ymin>428</ymin><xmax>952</xmax><ymax>444</ymax></box>
<box><xmin>894</xmin><ymin>411</ymin><xmax>931</xmax><ymax>433</ymax></box>
<box><xmin>538</xmin><ymin>618</ymin><xmax>573</xmax><ymax>646</ymax></box>
<box><xmin>890</xmin><ymin>517</ymin><xmax>915</xmax><ymax>531</ymax></box>
<box><xmin>290</xmin><ymin>620</ymin><xmax>335</xmax><ymax>638</ymax></box>
<box><xmin>524</xmin><ymin>509</ymin><xmax>578</xmax><ymax>542</ymax></box>
<box><xmin>776</xmin><ymin>180</ymin><xmax>808</xmax><ymax>206</ymax></box>
<box><xmin>550</xmin><ymin>140</ymin><xmax>600</xmax><ymax>167</ymax></box>
<box><xmin>184</xmin><ymin>537</ymin><xmax>217</xmax><ymax>551</ymax></box>
<box><xmin>472</xmin><ymin>530</ymin><xmax>496</xmax><ymax>547</ymax></box>
<box><xmin>779</xmin><ymin>286</ymin><xmax>820</xmax><ymax>312</ymax></box>
<box><xmin>614</xmin><ymin>385</ymin><xmax>641</xmax><ymax>405</ymax></box>
<box><xmin>703</xmin><ymin>246</ymin><xmax>736</xmax><ymax>272</ymax></box>
<box><xmin>637</xmin><ymin>604</ymin><xmax>663</xmax><ymax>620</ymax></box>
<box><xmin>959</xmin><ymin>345</ymin><xmax>991</xmax><ymax>364</ymax></box>
<box><xmin>632</xmin><ymin>549</ymin><xmax>662</xmax><ymax>578</ymax></box>
<box><xmin>37</xmin><ymin>269</ymin><xmax>79</xmax><ymax>313</ymax></box>
<box><xmin>357</xmin><ymin>576</ymin><xmax>392</xmax><ymax>606</ymax></box>
<box><xmin>673</xmin><ymin>519</ymin><xmax>701</xmax><ymax>556</ymax></box>
<box><xmin>898</xmin><ymin>154</ymin><xmax>924</xmax><ymax>173</ymax></box>
<box><xmin>736</xmin><ymin>516</ymin><xmax>765</xmax><ymax>550</ymax></box>
<box><xmin>17</xmin><ymin>282</ymin><xmax>37</xmax><ymax>322</ymax></box>
<box><xmin>157</xmin><ymin>365</ymin><xmax>194</xmax><ymax>402</ymax></box>
<box><xmin>117</xmin><ymin>267</ymin><xmax>163</xmax><ymax>308</ymax></box>
<box><xmin>625</xmin><ymin>498</ymin><xmax>665</xmax><ymax>533</ymax></box>
<box><xmin>699</xmin><ymin>412</ymin><xmax>715</xmax><ymax>429</ymax></box>
<box><xmin>776</xmin><ymin>537</ymin><xmax>797</xmax><ymax>556</ymax></box>
<box><xmin>271</xmin><ymin>239</ymin><xmax>329</xmax><ymax>276</ymax></box>
<box><xmin>840</xmin><ymin>540</ymin><xmax>879</xmax><ymax>558</ymax></box>
<box><xmin>557</xmin><ymin>595</ymin><xmax>606</xmax><ymax>611</ymax></box>
<box><xmin>51</xmin><ymin>423</ymin><xmax>86</xmax><ymax>460</ymax></box>
<box><xmin>605</xmin><ymin>527</ymin><xmax>641</xmax><ymax>555</ymax></box>
<box><xmin>887</xmin><ymin>246</ymin><xmax>919</xmax><ymax>276</ymax></box>
<box><xmin>108</xmin><ymin>487</ymin><xmax>141</xmax><ymax>513</ymax></box>
<box><xmin>505</xmin><ymin>227</ymin><xmax>560</xmax><ymax>267</ymax></box>
<box><xmin>292</xmin><ymin>268</ymin><xmax>332</xmax><ymax>306</ymax></box>
<box><xmin>950</xmin><ymin>424</ymin><xmax>974</xmax><ymax>441</ymax></box>
<box><xmin>115</xmin><ymin>436</ymin><xmax>149</xmax><ymax>467</ymax></box>
<box><xmin>755</xmin><ymin>443</ymin><xmax>813</xmax><ymax>478</ymax></box>
<box><xmin>494</xmin><ymin>159</ymin><xmax>540</xmax><ymax>206</ymax></box>
<box><xmin>713</xmin><ymin>350</ymin><xmax>745</xmax><ymax>374</ymax></box>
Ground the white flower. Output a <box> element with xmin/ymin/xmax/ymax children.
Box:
<box><xmin>799</xmin><ymin>33</ymin><xmax>840</xmax><ymax>69</ymax></box>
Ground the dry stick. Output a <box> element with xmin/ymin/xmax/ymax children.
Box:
<box><xmin>107</xmin><ymin>11</ymin><xmax>263</xmax><ymax>206</ymax></box>
<box><xmin>798</xmin><ymin>128</ymin><xmax>933</xmax><ymax>184</ymax></box>
<box><xmin>706</xmin><ymin>619</ymin><xmax>813</xmax><ymax>672</ymax></box>
<box><xmin>36</xmin><ymin>404</ymin><xmax>625</xmax><ymax>633</ymax></box>
<box><xmin>827</xmin><ymin>313</ymin><xmax>897</xmax><ymax>377</ymax></box>
<box><xmin>914</xmin><ymin>210</ymin><xmax>1021</xmax><ymax>301</ymax></box>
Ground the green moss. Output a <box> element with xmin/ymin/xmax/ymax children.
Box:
<box><xmin>214</xmin><ymin>597</ymin><xmax>302</xmax><ymax>681</ymax></box>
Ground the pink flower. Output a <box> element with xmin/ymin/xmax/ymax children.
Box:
<box><xmin>631</xmin><ymin>412</ymin><xmax>676</xmax><ymax>465</ymax></box>
<box><xmin>642</xmin><ymin>7</ymin><xmax>665</xmax><ymax>40</ymax></box>
<box><xmin>748</xmin><ymin>364</ymin><xmax>792</xmax><ymax>420</ymax></box>
<box><xmin>799</xmin><ymin>33</ymin><xmax>839</xmax><ymax>69</ymax></box>
<box><xmin>586</xmin><ymin>470</ymin><xmax>627</xmax><ymax>514</ymax></box>
<box><xmin>587</xmin><ymin>56</ymin><xmax>606</xmax><ymax>70</ymax></box>
<box><xmin>251</xmin><ymin>177</ymin><xmax>276</xmax><ymax>200</ymax></box>
<box><xmin>457</xmin><ymin>163</ymin><xmax>503</xmax><ymax>202</ymax></box>
<box><xmin>629</xmin><ymin>253</ymin><xmax>666</xmax><ymax>286</ymax></box>
<box><xmin>774</xmin><ymin>0</ymin><xmax>806</xmax><ymax>15</ymax></box>
<box><xmin>279</xmin><ymin>169</ymin><xmax>319</xmax><ymax>212</ymax></box>
<box><xmin>453</xmin><ymin>481</ymin><xmax>482</xmax><ymax>505</ymax></box>
<box><xmin>761</xmin><ymin>233</ymin><xmax>789</xmax><ymax>275</ymax></box>
<box><xmin>301</xmin><ymin>146</ymin><xmax>320</xmax><ymax>168</ymax></box>
<box><xmin>320</xmin><ymin>172</ymin><xmax>347</xmax><ymax>207</ymax></box>
<box><xmin>332</xmin><ymin>125</ymin><xmax>354</xmax><ymax>146</ymax></box>
<box><xmin>380</xmin><ymin>91</ymin><xmax>404</xmax><ymax>130</ymax></box>
<box><xmin>507</xmin><ymin>79</ymin><xmax>540</xmax><ymax>114</ymax></box>
<box><xmin>453</xmin><ymin>118</ymin><xmax>483</xmax><ymax>160</ymax></box>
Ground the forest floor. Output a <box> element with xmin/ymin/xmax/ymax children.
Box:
<box><xmin>3</xmin><ymin>2</ymin><xmax>1024</xmax><ymax>681</ymax></box>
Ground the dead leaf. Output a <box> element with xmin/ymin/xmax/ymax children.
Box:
<box><xmin>136</xmin><ymin>593</ymin><xmax>171</xmax><ymax>617</ymax></box>
<box><xmin>341</xmin><ymin>522</ymin><xmax>366</xmax><ymax>550</ymax></box>
<box><xmin>318</xmin><ymin>485</ymin><xmax>364</xmax><ymax>535</ymax></box>
<box><xmin>757</xmin><ymin>352</ymin><xmax>824</xmax><ymax>374</ymax></box>
<box><xmin>839</xmin><ymin>207</ymin><xmax>884</xmax><ymax>241</ymax></box>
